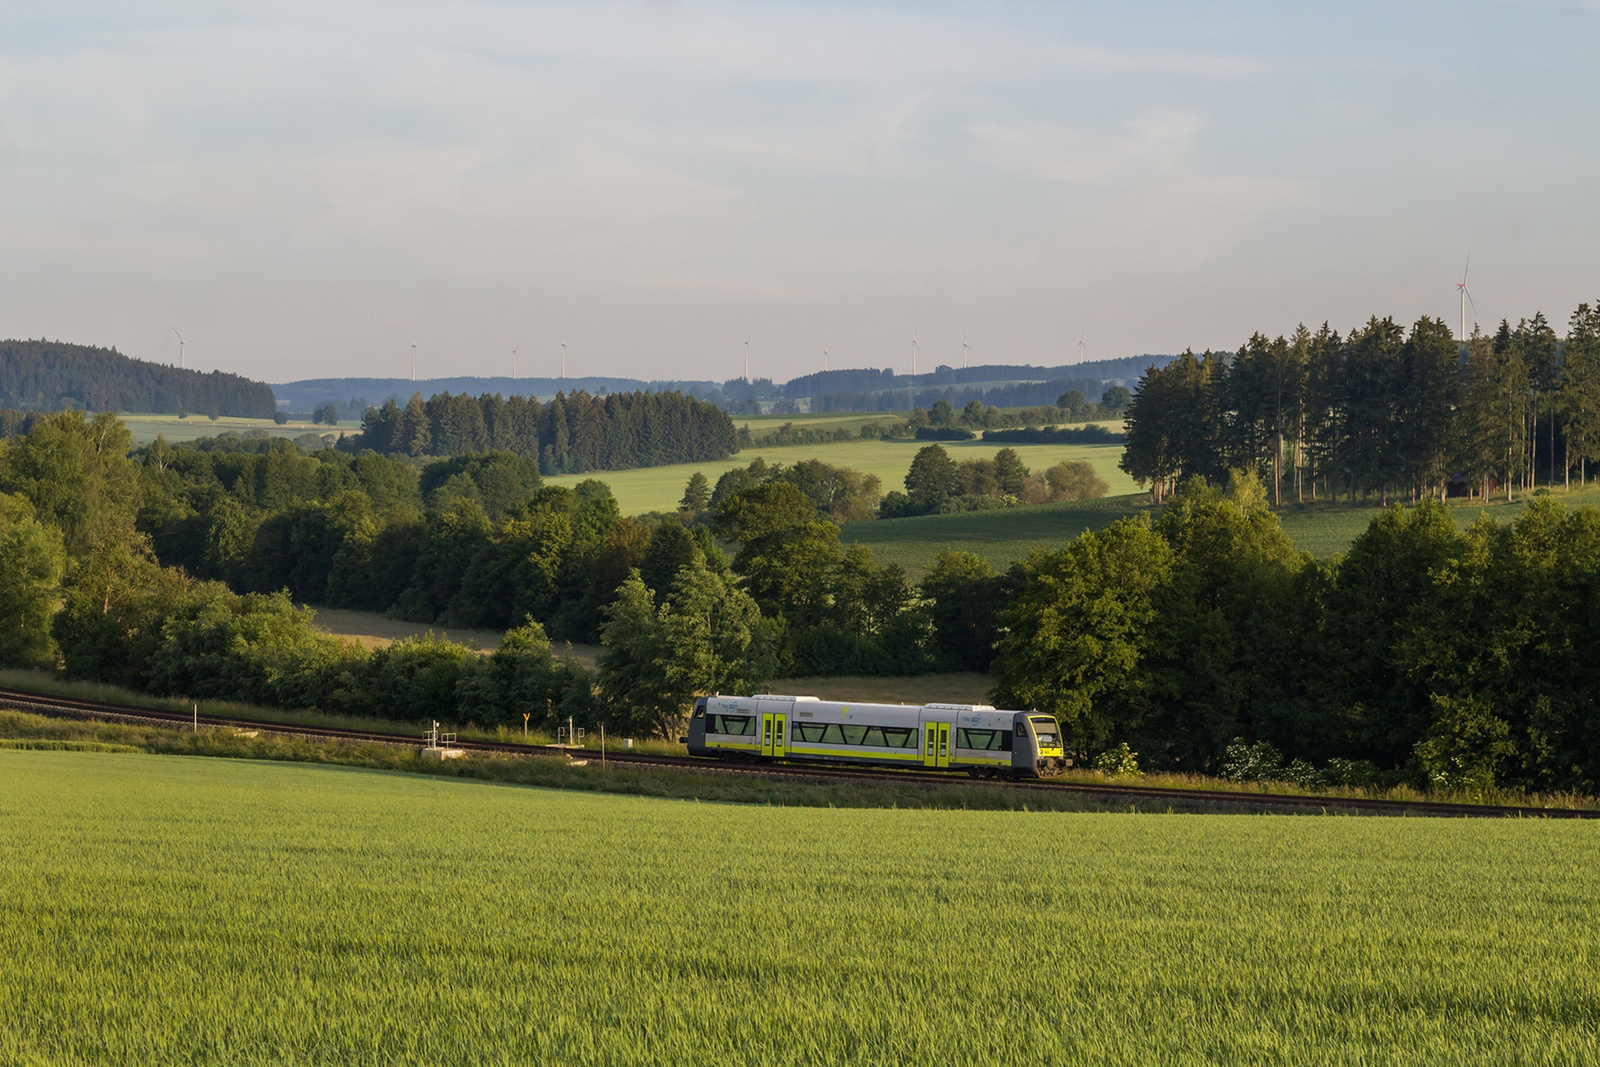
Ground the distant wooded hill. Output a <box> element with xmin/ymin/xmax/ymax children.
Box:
<box><xmin>275</xmin><ymin>355</ymin><xmax>1172</xmax><ymax>419</ymax></box>
<box><xmin>269</xmin><ymin>376</ymin><xmax>720</xmax><ymax>415</ymax></box>
<box><xmin>0</xmin><ymin>339</ymin><xmax>277</xmax><ymax>418</ymax></box>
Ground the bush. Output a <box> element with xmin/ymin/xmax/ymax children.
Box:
<box><xmin>1323</xmin><ymin>758</ymin><xmax>1381</xmax><ymax>788</ymax></box>
<box><xmin>1221</xmin><ymin>738</ymin><xmax>1284</xmax><ymax>782</ymax></box>
<box><xmin>913</xmin><ymin>426</ymin><xmax>976</xmax><ymax>441</ymax></box>
<box><xmin>1044</xmin><ymin>461</ymin><xmax>1110</xmax><ymax>501</ymax></box>
<box><xmin>1093</xmin><ymin>743</ymin><xmax>1139</xmax><ymax>777</ymax></box>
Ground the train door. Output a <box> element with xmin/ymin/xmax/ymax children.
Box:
<box><xmin>759</xmin><ymin>700</ymin><xmax>790</xmax><ymax>759</ymax></box>
<box><xmin>921</xmin><ymin>721</ymin><xmax>951</xmax><ymax>768</ymax></box>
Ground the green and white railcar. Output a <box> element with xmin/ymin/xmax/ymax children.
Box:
<box><xmin>686</xmin><ymin>694</ymin><xmax>1068</xmax><ymax>778</ymax></box>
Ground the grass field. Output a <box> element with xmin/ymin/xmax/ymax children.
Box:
<box><xmin>841</xmin><ymin>495</ymin><xmax>1151</xmax><ymax>577</ymax></box>
<box><xmin>546</xmin><ymin>437</ymin><xmax>1137</xmax><ymax>514</ymax></box>
<box><xmin>116</xmin><ymin>412</ymin><xmax>355</xmax><ymax>446</ymax></box>
<box><xmin>308</xmin><ymin>605</ymin><xmax>516</xmax><ymax>653</ymax></box>
<box><xmin>3</xmin><ymin>750</ymin><xmax>1597</xmax><ymax>1065</ymax></box>
<box><xmin>846</xmin><ymin>486</ymin><xmax>1600</xmax><ymax>578</ymax></box>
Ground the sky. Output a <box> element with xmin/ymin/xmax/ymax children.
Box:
<box><xmin>1</xmin><ymin>1</ymin><xmax>1597</xmax><ymax>385</ymax></box>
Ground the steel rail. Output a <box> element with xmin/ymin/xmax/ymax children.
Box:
<box><xmin>3</xmin><ymin>686</ymin><xmax>1596</xmax><ymax>819</ymax></box>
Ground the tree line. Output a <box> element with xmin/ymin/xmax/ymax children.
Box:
<box><xmin>0</xmin><ymin>339</ymin><xmax>277</xmax><ymax>418</ymax></box>
<box><xmin>352</xmin><ymin>389</ymin><xmax>738</xmax><ymax>473</ymax></box>
<box><xmin>1119</xmin><ymin>305</ymin><xmax>1600</xmax><ymax>505</ymax></box>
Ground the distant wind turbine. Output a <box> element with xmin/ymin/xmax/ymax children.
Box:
<box><xmin>410</xmin><ymin>344</ymin><xmax>417</xmax><ymax>382</ymax></box>
<box><xmin>170</xmin><ymin>326</ymin><xmax>185</xmax><ymax>370</ymax></box>
<box><xmin>1078</xmin><ymin>333</ymin><xmax>1088</xmax><ymax>362</ymax></box>
<box><xmin>1457</xmin><ymin>254</ymin><xmax>1478</xmax><ymax>344</ymax></box>
<box><xmin>911</xmin><ymin>333</ymin><xmax>918</xmax><ymax>377</ymax></box>
<box><xmin>744</xmin><ymin>339</ymin><xmax>751</xmax><ymax>383</ymax></box>
<box><xmin>823</xmin><ymin>347</ymin><xmax>829</xmax><ymax>372</ymax></box>
<box><xmin>963</xmin><ymin>340</ymin><xmax>968</xmax><ymax>370</ymax></box>
<box><xmin>561</xmin><ymin>341</ymin><xmax>567</xmax><ymax>379</ymax></box>
<box><xmin>512</xmin><ymin>345</ymin><xmax>518</xmax><ymax>380</ymax></box>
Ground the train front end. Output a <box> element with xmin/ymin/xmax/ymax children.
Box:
<box><xmin>1014</xmin><ymin>713</ymin><xmax>1068</xmax><ymax>778</ymax></box>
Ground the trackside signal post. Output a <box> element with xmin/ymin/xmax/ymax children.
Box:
<box><xmin>421</xmin><ymin>720</ymin><xmax>464</xmax><ymax>761</ymax></box>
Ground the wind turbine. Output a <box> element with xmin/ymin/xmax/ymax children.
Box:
<box><xmin>170</xmin><ymin>326</ymin><xmax>185</xmax><ymax>369</ymax></box>
<box><xmin>561</xmin><ymin>341</ymin><xmax>567</xmax><ymax>379</ymax></box>
<box><xmin>744</xmin><ymin>339</ymin><xmax>750</xmax><ymax>383</ymax></box>
<box><xmin>1457</xmin><ymin>255</ymin><xmax>1477</xmax><ymax>345</ymax></box>
<box><xmin>511</xmin><ymin>345</ymin><xmax>518</xmax><ymax>380</ymax></box>
<box><xmin>1078</xmin><ymin>332</ymin><xmax>1088</xmax><ymax>363</ymax></box>
<box><xmin>823</xmin><ymin>347</ymin><xmax>829</xmax><ymax>372</ymax></box>
<box><xmin>963</xmin><ymin>340</ymin><xmax>968</xmax><ymax>370</ymax></box>
<box><xmin>911</xmin><ymin>333</ymin><xmax>918</xmax><ymax>377</ymax></box>
<box><xmin>410</xmin><ymin>344</ymin><xmax>417</xmax><ymax>382</ymax></box>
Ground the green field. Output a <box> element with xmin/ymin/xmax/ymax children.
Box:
<box><xmin>547</xmin><ymin>437</ymin><xmax>1136</xmax><ymax>514</ymax></box>
<box><xmin>841</xmin><ymin>495</ymin><xmax>1151</xmax><ymax>577</ymax></box>
<box><xmin>3</xmin><ymin>751</ymin><xmax>1596</xmax><ymax>1064</ymax></box>
<box><xmin>117</xmin><ymin>412</ymin><xmax>355</xmax><ymax>446</ymax></box>
<box><xmin>845</xmin><ymin>487</ymin><xmax>1600</xmax><ymax>578</ymax></box>
<box><xmin>309</xmin><ymin>605</ymin><xmax>515</xmax><ymax>653</ymax></box>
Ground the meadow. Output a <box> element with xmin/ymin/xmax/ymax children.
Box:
<box><xmin>2</xmin><ymin>749</ymin><xmax>1597</xmax><ymax>1065</ymax></box>
<box><xmin>118</xmin><ymin>412</ymin><xmax>352</xmax><ymax>445</ymax></box>
<box><xmin>308</xmin><ymin>605</ymin><xmax>518</xmax><ymax>654</ymax></box>
<box><xmin>841</xmin><ymin>495</ymin><xmax>1150</xmax><ymax>577</ymax></box>
<box><xmin>844</xmin><ymin>487</ymin><xmax>1600</xmax><ymax>578</ymax></box>
<box><xmin>546</xmin><ymin>435</ymin><xmax>1137</xmax><ymax>514</ymax></box>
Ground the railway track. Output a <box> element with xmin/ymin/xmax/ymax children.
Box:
<box><xmin>4</xmin><ymin>685</ymin><xmax>1596</xmax><ymax>820</ymax></box>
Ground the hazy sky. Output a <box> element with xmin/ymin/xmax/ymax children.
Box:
<box><xmin>2</xmin><ymin>1</ymin><xmax>1597</xmax><ymax>384</ymax></box>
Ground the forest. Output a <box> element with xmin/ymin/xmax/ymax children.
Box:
<box><xmin>349</xmin><ymin>388</ymin><xmax>738</xmax><ymax>472</ymax></box>
<box><xmin>1119</xmin><ymin>305</ymin><xmax>1600</xmax><ymax>505</ymax></box>
<box><xmin>0</xmin><ymin>408</ymin><xmax>1596</xmax><ymax>793</ymax></box>
<box><xmin>0</xmin><ymin>339</ymin><xmax>276</xmax><ymax>418</ymax></box>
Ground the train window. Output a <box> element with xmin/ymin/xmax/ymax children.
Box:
<box><xmin>881</xmin><ymin>727</ymin><xmax>915</xmax><ymax>749</ymax></box>
<box><xmin>1029</xmin><ymin>717</ymin><xmax>1060</xmax><ymax>747</ymax></box>
<box><xmin>707</xmin><ymin>714</ymin><xmax>755</xmax><ymax>736</ymax></box>
<box><xmin>956</xmin><ymin>729</ymin><xmax>1013</xmax><ymax>751</ymax></box>
<box><xmin>788</xmin><ymin>722</ymin><xmax>919</xmax><ymax>748</ymax></box>
<box><xmin>693</xmin><ymin>705</ymin><xmax>705</xmax><ymax>719</ymax></box>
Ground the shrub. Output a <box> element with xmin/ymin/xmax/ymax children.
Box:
<box><xmin>1221</xmin><ymin>738</ymin><xmax>1284</xmax><ymax>782</ymax></box>
<box><xmin>1093</xmin><ymin>743</ymin><xmax>1140</xmax><ymax>777</ymax></box>
<box><xmin>1044</xmin><ymin>461</ymin><xmax>1110</xmax><ymax>501</ymax></box>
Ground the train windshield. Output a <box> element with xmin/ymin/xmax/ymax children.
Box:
<box><xmin>1028</xmin><ymin>717</ymin><xmax>1061</xmax><ymax>747</ymax></box>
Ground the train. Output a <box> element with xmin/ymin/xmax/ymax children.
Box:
<box><xmin>685</xmin><ymin>694</ymin><xmax>1069</xmax><ymax>778</ymax></box>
